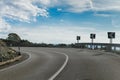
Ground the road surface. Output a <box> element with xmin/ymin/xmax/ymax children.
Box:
<box><xmin>1</xmin><ymin>47</ymin><xmax>120</xmax><ymax>80</ymax></box>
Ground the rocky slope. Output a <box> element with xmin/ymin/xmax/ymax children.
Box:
<box><xmin>0</xmin><ymin>40</ymin><xmax>20</xmax><ymax>62</ymax></box>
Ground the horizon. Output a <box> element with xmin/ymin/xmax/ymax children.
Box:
<box><xmin>0</xmin><ymin>0</ymin><xmax>120</xmax><ymax>44</ymax></box>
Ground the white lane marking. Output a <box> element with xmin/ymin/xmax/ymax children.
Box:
<box><xmin>48</xmin><ymin>52</ymin><xmax>69</xmax><ymax>80</ymax></box>
<box><xmin>0</xmin><ymin>52</ymin><xmax>31</xmax><ymax>72</ymax></box>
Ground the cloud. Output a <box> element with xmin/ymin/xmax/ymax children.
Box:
<box><xmin>62</xmin><ymin>0</ymin><xmax>92</xmax><ymax>13</ymax></box>
<box><xmin>36</xmin><ymin>0</ymin><xmax>58</xmax><ymax>7</ymax></box>
<box><xmin>38</xmin><ymin>0</ymin><xmax>120</xmax><ymax>13</ymax></box>
<box><xmin>0</xmin><ymin>0</ymin><xmax>49</xmax><ymax>31</ymax></box>
<box><xmin>0</xmin><ymin>18</ymin><xmax>11</xmax><ymax>32</ymax></box>
<box><xmin>1</xmin><ymin>0</ymin><xmax>120</xmax><ymax>34</ymax></box>
<box><xmin>0</xmin><ymin>0</ymin><xmax>120</xmax><ymax>23</ymax></box>
<box><xmin>92</xmin><ymin>0</ymin><xmax>120</xmax><ymax>12</ymax></box>
<box><xmin>5</xmin><ymin>25</ymin><xmax>119</xmax><ymax>44</ymax></box>
<box><xmin>93</xmin><ymin>12</ymin><xmax>112</xmax><ymax>17</ymax></box>
<box><xmin>53</xmin><ymin>0</ymin><xmax>120</xmax><ymax>13</ymax></box>
<box><xmin>0</xmin><ymin>0</ymin><xmax>48</xmax><ymax>21</ymax></box>
<box><xmin>1</xmin><ymin>0</ymin><xmax>120</xmax><ymax>21</ymax></box>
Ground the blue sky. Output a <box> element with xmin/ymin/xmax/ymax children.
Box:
<box><xmin>0</xmin><ymin>0</ymin><xmax>120</xmax><ymax>43</ymax></box>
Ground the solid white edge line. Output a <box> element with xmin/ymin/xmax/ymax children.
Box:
<box><xmin>48</xmin><ymin>52</ymin><xmax>69</xmax><ymax>80</ymax></box>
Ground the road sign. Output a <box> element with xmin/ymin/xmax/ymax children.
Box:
<box><xmin>90</xmin><ymin>34</ymin><xmax>96</xmax><ymax>39</ymax></box>
<box><xmin>90</xmin><ymin>33</ymin><xmax>96</xmax><ymax>50</ymax></box>
<box><xmin>77</xmin><ymin>36</ymin><xmax>80</xmax><ymax>40</ymax></box>
<box><xmin>108</xmin><ymin>32</ymin><xmax>115</xmax><ymax>39</ymax></box>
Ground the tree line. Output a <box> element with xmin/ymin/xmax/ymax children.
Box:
<box><xmin>1</xmin><ymin>38</ymin><xmax>78</xmax><ymax>48</ymax></box>
<box><xmin>0</xmin><ymin>33</ymin><xmax>78</xmax><ymax>48</ymax></box>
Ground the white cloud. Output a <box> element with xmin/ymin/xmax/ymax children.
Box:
<box><xmin>0</xmin><ymin>0</ymin><xmax>120</xmax><ymax>37</ymax></box>
<box><xmin>65</xmin><ymin>0</ymin><xmax>92</xmax><ymax>13</ymax></box>
<box><xmin>0</xmin><ymin>0</ymin><xmax>48</xmax><ymax>21</ymax></box>
<box><xmin>49</xmin><ymin>0</ymin><xmax>120</xmax><ymax>13</ymax></box>
<box><xmin>0</xmin><ymin>18</ymin><xmax>11</xmax><ymax>32</ymax></box>
<box><xmin>0</xmin><ymin>0</ymin><xmax>120</xmax><ymax>24</ymax></box>
<box><xmin>37</xmin><ymin>0</ymin><xmax>58</xmax><ymax>7</ymax></box>
<box><xmin>0</xmin><ymin>0</ymin><xmax>48</xmax><ymax>31</ymax></box>
<box><xmin>92</xmin><ymin>0</ymin><xmax>120</xmax><ymax>12</ymax></box>
<box><xmin>93</xmin><ymin>12</ymin><xmax>111</xmax><ymax>17</ymax></box>
<box><xmin>62</xmin><ymin>0</ymin><xmax>120</xmax><ymax>13</ymax></box>
<box><xmin>37</xmin><ymin>0</ymin><xmax>120</xmax><ymax>13</ymax></box>
<box><xmin>4</xmin><ymin>26</ymin><xmax>119</xmax><ymax>44</ymax></box>
<box><xmin>0</xmin><ymin>0</ymin><xmax>120</xmax><ymax>22</ymax></box>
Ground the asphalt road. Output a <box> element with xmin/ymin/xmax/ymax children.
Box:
<box><xmin>1</xmin><ymin>47</ymin><xmax>120</xmax><ymax>80</ymax></box>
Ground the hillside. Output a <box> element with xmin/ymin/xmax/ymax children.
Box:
<box><xmin>0</xmin><ymin>40</ymin><xmax>20</xmax><ymax>62</ymax></box>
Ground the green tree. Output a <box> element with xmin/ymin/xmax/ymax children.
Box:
<box><xmin>7</xmin><ymin>33</ymin><xmax>21</xmax><ymax>54</ymax></box>
<box><xmin>7</xmin><ymin>33</ymin><xmax>21</xmax><ymax>42</ymax></box>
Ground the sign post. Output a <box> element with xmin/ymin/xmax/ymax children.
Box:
<box><xmin>108</xmin><ymin>32</ymin><xmax>115</xmax><ymax>44</ymax></box>
<box><xmin>107</xmin><ymin>32</ymin><xmax>115</xmax><ymax>51</ymax></box>
<box><xmin>76</xmin><ymin>36</ymin><xmax>81</xmax><ymax>48</ymax></box>
<box><xmin>90</xmin><ymin>33</ymin><xmax>96</xmax><ymax>50</ymax></box>
<box><xmin>76</xmin><ymin>36</ymin><xmax>80</xmax><ymax>43</ymax></box>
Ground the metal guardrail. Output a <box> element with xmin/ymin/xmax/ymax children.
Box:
<box><xmin>75</xmin><ymin>43</ymin><xmax>120</xmax><ymax>52</ymax></box>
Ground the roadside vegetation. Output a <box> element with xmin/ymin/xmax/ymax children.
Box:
<box><xmin>0</xmin><ymin>33</ymin><xmax>21</xmax><ymax>63</ymax></box>
<box><xmin>1</xmin><ymin>38</ymin><xmax>76</xmax><ymax>48</ymax></box>
<box><xmin>0</xmin><ymin>40</ymin><xmax>20</xmax><ymax>62</ymax></box>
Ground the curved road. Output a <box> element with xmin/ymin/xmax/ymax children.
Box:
<box><xmin>1</xmin><ymin>48</ymin><xmax>120</xmax><ymax>80</ymax></box>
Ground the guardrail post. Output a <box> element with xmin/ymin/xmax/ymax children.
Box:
<box><xmin>113</xmin><ymin>46</ymin><xmax>116</xmax><ymax>51</ymax></box>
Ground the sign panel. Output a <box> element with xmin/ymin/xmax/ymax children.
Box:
<box><xmin>90</xmin><ymin>34</ymin><xmax>96</xmax><ymax>39</ymax></box>
<box><xmin>108</xmin><ymin>32</ymin><xmax>115</xmax><ymax>39</ymax></box>
<box><xmin>77</xmin><ymin>36</ymin><xmax>80</xmax><ymax>40</ymax></box>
